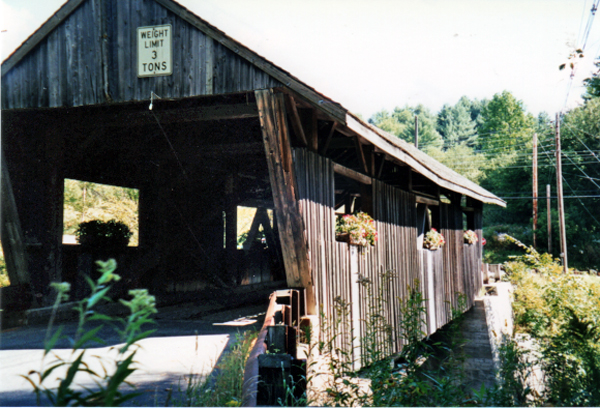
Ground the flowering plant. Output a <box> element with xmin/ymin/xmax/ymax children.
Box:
<box><xmin>336</xmin><ymin>212</ymin><xmax>378</xmax><ymax>247</ymax></box>
<box><xmin>424</xmin><ymin>228</ymin><xmax>445</xmax><ymax>250</ymax></box>
<box><xmin>464</xmin><ymin>229</ymin><xmax>478</xmax><ymax>245</ymax></box>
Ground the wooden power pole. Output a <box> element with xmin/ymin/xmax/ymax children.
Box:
<box><xmin>414</xmin><ymin>115</ymin><xmax>419</xmax><ymax>149</ymax></box>
<box><xmin>547</xmin><ymin>184</ymin><xmax>552</xmax><ymax>253</ymax></box>
<box><xmin>532</xmin><ymin>133</ymin><xmax>538</xmax><ymax>248</ymax></box>
<box><xmin>555</xmin><ymin>113</ymin><xmax>568</xmax><ymax>273</ymax></box>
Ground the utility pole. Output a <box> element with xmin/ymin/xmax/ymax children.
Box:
<box><xmin>547</xmin><ymin>184</ymin><xmax>552</xmax><ymax>253</ymax></box>
<box><xmin>555</xmin><ymin>113</ymin><xmax>568</xmax><ymax>273</ymax></box>
<box><xmin>414</xmin><ymin>115</ymin><xmax>419</xmax><ymax>149</ymax></box>
<box><xmin>532</xmin><ymin>133</ymin><xmax>538</xmax><ymax>248</ymax></box>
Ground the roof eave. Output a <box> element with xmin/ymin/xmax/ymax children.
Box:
<box><xmin>345</xmin><ymin>113</ymin><xmax>507</xmax><ymax>207</ymax></box>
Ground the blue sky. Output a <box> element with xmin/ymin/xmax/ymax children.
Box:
<box><xmin>2</xmin><ymin>0</ymin><xmax>599</xmax><ymax>118</ymax></box>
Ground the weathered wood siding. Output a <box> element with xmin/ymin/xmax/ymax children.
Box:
<box><xmin>2</xmin><ymin>0</ymin><xmax>280</xmax><ymax>109</ymax></box>
<box><xmin>294</xmin><ymin>148</ymin><xmax>484</xmax><ymax>363</ymax></box>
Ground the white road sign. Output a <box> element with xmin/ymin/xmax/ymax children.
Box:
<box><xmin>137</xmin><ymin>24</ymin><xmax>172</xmax><ymax>77</ymax></box>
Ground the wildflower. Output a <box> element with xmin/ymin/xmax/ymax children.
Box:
<box><xmin>120</xmin><ymin>289</ymin><xmax>157</xmax><ymax>315</ymax></box>
<box><xmin>50</xmin><ymin>282</ymin><xmax>71</xmax><ymax>302</ymax></box>
<box><xmin>95</xmin><ymin>259</ymin><xmax>121</xmax><ymax>284</ymax></box>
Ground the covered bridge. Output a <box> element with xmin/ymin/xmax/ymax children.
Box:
<box><xmin>1</xmin><ymin>0</ymin><xmax>505</xmax><ymax>357</ymax></box>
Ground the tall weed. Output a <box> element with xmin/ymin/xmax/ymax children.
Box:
<box><xmin>22</xmin><ymin>259</ymin><xmax>157</xmax><ymax>406</ymax></box>
<box><xmin>504</xmin><ymin>235</ymin><xmax>600</xmax><ymax>406</ymax></box>
<box><xmin>174</xmin><ymin>330</ymin><xmax>257</xmax><ymax>407</ymax></box>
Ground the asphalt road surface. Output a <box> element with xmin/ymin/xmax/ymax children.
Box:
<box><xmin>0</xmin><ymin>302</ymin><xmax>267</xmax><ymax>407</ymax></box>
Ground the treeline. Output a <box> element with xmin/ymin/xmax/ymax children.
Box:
<box><xmin>369</xmin><ymin>76</ymin><xmax>600</xmax><ymax>270</ymax></box>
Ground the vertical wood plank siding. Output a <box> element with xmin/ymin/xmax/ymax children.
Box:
<box><xmin>294</xmin><ymin>149</ymin><xmax>484</xmax><ymax>361</ymax></box>
<box><xmin>2</xmin><ymin>0</ymin><xmax>280</xmax><ymax>109</ymax></box>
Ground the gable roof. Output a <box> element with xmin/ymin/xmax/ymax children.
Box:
<box><xmin>1</xmin><ymin>0</ymin><xmax>505</xmax><ymax>207</ymax></box>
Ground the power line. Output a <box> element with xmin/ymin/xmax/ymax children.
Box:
<box><xmin>560</xmin><ymin>121</ymin><xmax>600</xmax><ymax>165</ymax></box>
<box><xmin>501</xmin><ymin>195</ymin><xmax>600</xmax><ymax>199</ymax></box>
<box><xmin>563</xmin><ymin>0</ymin><xmax>600</xmax><ymax>110</ymax></box>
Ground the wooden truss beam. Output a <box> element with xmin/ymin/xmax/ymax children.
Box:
<box><xmin>354</xmin><ymin>136</ymin><xmax>369</xmax><ymax>175</ymax></box>
<box><xmin>333</xmin><ymin>162</ymin><xmax>372</xmax><ymax>185</ymax></box>
<box><xmin>299</xmin><ymin>108</ymin><xmax>318</xmax><ymax>152</ymax></box>
<box><xmin>320</xmin><ymin>122</ymin><xmax>337</xmax><ymax>156</ymax></box>
<box><xmin>255</xmin><ymin>89</ymin><xmax>316</xmax><ymax>314</ymax></box>
<box><xmin>284</xmin><ymin>95</ymin><xmax>308</xmax><ymax>147</ymax></box>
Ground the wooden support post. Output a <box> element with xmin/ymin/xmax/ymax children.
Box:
<box><xmin>225</xmin><ymin>177</ymin><xmax>238</xmax><ymax>283</ymax></box>
<box><xmin>350</xmin><ymin>245</ymin><xmax>362</xmax><ymax>371</ymax></box>
<box><xmin>242</xmin><ymin>209</ymin><xmax>262</xmax><ymax>252</ymax></box>
<box><xmin>555</xmin><ymin>114</ymin><xmax>568</xmax><ymax>273</ymax></box>
<box><xmin>0</xmin><ymin>150</ymin><xmax>30</xmax><ymax>287</ymax></box>
<box><xmin>255</xmin><ymin>89</ymin><xmax>316</xmax><ymax>314</ymax></box>
<box><xmin>256</xmin><ymin>208</ymin><xmax>284</xmax><ymax>275</ymax></box>
<box><xmin>45</xmin><ymin>129</ymin><xmax>64</xmax><ymax>288</ymax></box>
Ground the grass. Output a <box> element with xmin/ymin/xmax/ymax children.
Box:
<box><xmin>174</xmin><ymin>329</ymin><xmax>257</xmax><ymax>407</ymax></box>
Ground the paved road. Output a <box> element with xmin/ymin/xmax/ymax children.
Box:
<box><xmin>0</xmin><ymin>303</ymin><xmax>267</xmax><ymax>407</ymax></box>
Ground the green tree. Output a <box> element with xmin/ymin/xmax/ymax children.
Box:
<box><xmin>467</xmin><ymin>97</ymin><xmax>488</xmax><ymax>128</ymax></box>
<box><xmin>369</xmin><ymin>109</ymin><xmax>405</xmax><ymax>137</ymax></box>
<box><xmin>426</xmin><ymin>144</ymin><xmax>485</xmax><ymax>183</ymax></box>
<box><xmin>437</xmin><ymin>96</ymin><xmax>478</xmax><ymax>148</ymax></box>
<box><xmin>478</xmin><ymin>91</ymin><xmax>535</xmax><ymax>152</ymax></box>
<box><xmin>557</xmin><ymin>98</ymin><xmax>600</xmax><ymax>267</ymax></box>
<box><xmin>477</xmin><ymin>92</ymin><xmax>535</xmax><ymax>230</ymax></box>
<box><xmin>583</xmin><ymin>58</ymin><xmax>600</xmax><ymax>99</ymax></box>
<box><xmin>369</xmin><ymin>105</ymin><xmax>443</xmax><ymax>151</ymax></box>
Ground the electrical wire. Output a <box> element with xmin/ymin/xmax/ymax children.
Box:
<box><xmin>563</xmin><ymin>0</ymin><xmax>600</xmax><ymax>110</ymax></box>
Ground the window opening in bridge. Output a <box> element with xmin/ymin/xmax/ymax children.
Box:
<box><xmin>334</xmin><ymin>172</ymin><xmax>373</xmax><ymax>216</ymax></box>
<box><xmin>237</xmin><ymin>206</ymin><xmax>273</xmax><ymax>250</ymax></box>
<box><xmin>0</xmin><ymin>244</ymin><xmax>9</xmax><ymax>288</ymax></box>
<box><xmin>63</xmin><ymin>179</ymin><xmax>139</xmax><ymax>246</ymax></box>
<box><xmin>416</xmin><ymin>204</ymin><xmax>431</xmax><ymax>248</ymax></box>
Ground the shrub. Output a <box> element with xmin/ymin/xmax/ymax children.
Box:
<box><xmin>76</xmin><ymin>220</ymin><xmax>133</xmax><ymax>249</ymax></box>
<box><xmin>503</xmin><ymin>236</ymin><xmax>600</xmax><ymax>406</ymax></box>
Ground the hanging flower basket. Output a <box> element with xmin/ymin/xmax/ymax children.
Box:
<box><xmin>423</xmin><ymin>228</ymin><xmax>445</xmax><ymax>250</ymax></box>
<box><xmin>464</xmin><ymin>230</ymin><xmax>478</xmax><ymax>245</ymax></box>
<box><xmin>335</xmin><ymin>212</ymin><xmax>378</xmax><ymax>247</ymax></box>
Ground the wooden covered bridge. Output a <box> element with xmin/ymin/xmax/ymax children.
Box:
<box><xmin>1</xmin><ymin>0</ymin><xmax>505</xmax><ymax>360</ymax></box>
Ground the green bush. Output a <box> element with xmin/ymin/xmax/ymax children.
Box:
<box><xmin>482</xmin><ymin>224</ymin><xmax>533</xmax><ymax>264</ymax></box>
<box><xmin>76</xmin><ymin>220</ymin><xmax>133</xmax><ymax>249</ymax></box>
<box><xmin>504</xmin><ymin>237</ymin><xmax>600</xmax><ymax>406</ymax></box>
